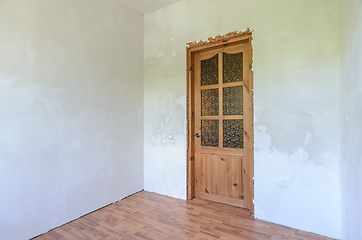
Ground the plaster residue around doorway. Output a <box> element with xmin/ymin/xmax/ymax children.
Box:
<box><xmin>149</xmin><ymin>95</ymin><xmax>186</xmax><ymax>146</ymax></box>
<box><xmin>143</xmin><ymin>90</ymin><xmax>187</xmax><ymax>199</ymax></box>
<box><xmin>254</xmin><ymin>104</ymin><xmax>341</xmax><ymax>237</ymax></box>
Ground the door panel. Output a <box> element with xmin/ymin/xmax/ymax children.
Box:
<box><xmin>201</xmin><ymin>154</ymin><xmax>243</xmax><ymax>196</ymax></box>
<box><xmin>194</xmin><ymin>42</ymin><xmax>252</xmax><ymax>209</ymax></box>
<box><xmin>199</xmin><ymin>154</ymin><xmax>244</xmax><ymax>208</ymax></box>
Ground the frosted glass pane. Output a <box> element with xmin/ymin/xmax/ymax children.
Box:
<box><xmin>201</xmin><ymin>120</ymin><xmax>219</xmax><ymax>147</ymax></box>
<box><xmin>201</xmin><ymin>55</ymin><xmax>218</xmax><ymax>86</ymax></box>
<box><xmin>223</xmin><ymin>52</ymin><xmax>243</xmax><ymax>83</ymax></box>
<box><xmin>223</xmin><ymin>119</ymin><xmax>243</xmax><ymax>149</ymax></box>
<box><xmin>201</xmin><ymin>89</ymin><xmax>219</xmax><ymax>116</ymax></box>
<box><xmin>223</xmin><ymin>86</ymin><xmax>243</xmax><ymax>115</ymax></box>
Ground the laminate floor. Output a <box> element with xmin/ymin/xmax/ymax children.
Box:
<box><xmin>33</xmin><ymin>191</ymin><xmax>335</xmax><ymax>240</ymax></box>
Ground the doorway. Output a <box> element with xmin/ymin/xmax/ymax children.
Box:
<box><xmin>186</xmin><ymin>30</ymin><xmax>254</xmax><ymax>215</ymax></box>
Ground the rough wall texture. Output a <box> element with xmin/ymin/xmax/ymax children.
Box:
<box><xmin>341</xmin><ymin>0</ymin><xmax>362</xmax><ymax>239</ymax></box>
<box><xmin>0</xmin><ymin>0</ymin><xmax>144</xmax><ymax>239</ymax></box>
<box><xmin>144</xmin><ymin>0</ymin><xmax>341</xmax><ymax>238</ymax></box>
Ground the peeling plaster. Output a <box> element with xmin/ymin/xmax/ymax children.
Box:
<box><xmin>157</xmin><ymin>51</ymin><xmax>166</xmax><ymax>58</ymax></box>
<box><xmin>149</xmin><ymin>95</ymin><xmax>186</xmax><ymax>146</ymax></box>
<box><xmin>304</xmin><ymin>132</ymin><xmax>312</xmax><ymax>145</ymax></box>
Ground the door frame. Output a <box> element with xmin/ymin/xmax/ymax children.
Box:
<box><xmin>186</xmin><ymin>29</ymin><xmax>255</xmax><ymax>216</ymax></box>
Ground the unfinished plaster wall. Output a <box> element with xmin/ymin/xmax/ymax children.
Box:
<box><xmin>341</xmin><ymin>0</ymin><xmax>362</xmax><ymax>239</ymax></box>
<box><xmin>0</xmin><ymin>0</ymin><xmax>144</xmax><ymax>239</ymax></box>
<box><xmin>144</xmin><ymin>0</ymin><xmax>341</xmax><ymax>238</ymax></box>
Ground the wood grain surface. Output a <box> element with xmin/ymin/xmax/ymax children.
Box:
<box><xmin>33</xmin><ymin>191</ymin><xmax>335</xmax><ymax>240</ymax></box>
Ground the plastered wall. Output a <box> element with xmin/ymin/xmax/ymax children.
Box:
<box><xmin>341</xmin><ymin>0</ymin><xmax>362</xmax><ymax>239</ymax></box>
<box><xmin>144</xmin><ymin>0</ymin><xmax>341</xmax><ymax>238</ymax></box>
<box><xmin>0</xmin><ymin>0</ymin><xmax>144</xmax><ymax>239</ymax></box>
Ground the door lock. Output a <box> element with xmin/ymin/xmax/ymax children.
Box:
<box><xmin>195</xmin><ymin>133</ymin><xmax>201</xmax><ymax>138</ymax></box>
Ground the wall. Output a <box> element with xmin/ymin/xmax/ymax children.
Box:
<box><xmin>144</xmin><ymin>0</ymin><xmax>341</xmax><ymax>238</ymax></box>
<box><xmin>0</xmin><ymin>0</ymin><xmax>144</xmax><ymax>239</ymax></box>
<box><xmin>341</xmin><ymin>0</ymin><xmax>362</xmax><ymax>239</ymax></box>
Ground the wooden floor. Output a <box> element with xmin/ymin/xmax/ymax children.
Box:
<box><xmin>33</xmin><ymin>191</ymin><xmax>335</xmax><ymax>240</ymax></box>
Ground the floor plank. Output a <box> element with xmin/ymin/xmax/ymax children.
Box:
<box><xmin>33</xmin><ymin>191</ymin><xmax>335</xmax><ymax>240</ymax></box>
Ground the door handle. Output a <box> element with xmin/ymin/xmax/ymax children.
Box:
<box><xmin>195</xmin><ymin>133</ymin><xmax>201</xmax><ymax>138</ymax></box>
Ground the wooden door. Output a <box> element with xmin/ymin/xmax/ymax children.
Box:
<box><xmin>193</xmin><ymin>42</ymin><xmax>253</xmax><ymax>210</ymax></box>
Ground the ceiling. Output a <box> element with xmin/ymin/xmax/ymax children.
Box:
<box><xmin>122</xmin><ymin>0</ymin><xmax>183</xmax><ymax>16</ymax></box>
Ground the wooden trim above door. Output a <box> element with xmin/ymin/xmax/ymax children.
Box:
<box><xmin>186</xmin><ymin>29</ymin><xmax>255</xmax><ymax>216</ymax></box>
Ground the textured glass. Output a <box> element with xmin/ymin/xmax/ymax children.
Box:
<box><xmin>223</xmin><ymin>52</ymin><xmax>243</xmax><ymax>83</ymax></box>
<box><xmin>223</xmin><ymin>120</ymin><xmax>243</xmax><ymax>149</ymax></box>
<box><xmin>201</xmin><ymin>89</ymin><xmax>219</xmax><ymax>116</ymax></box>
<box><xmin>223</xmin><ymin>86</ymin><xmax>243</xmax><ymax>115</ymax></box>
<box><xmin>201</xmin><ymin>120</ymin><xmax>219</xmax><ymax>147</ymax></box>
<box><xmin>201</xmin><ymin>55</ymin><xmax>219</xmax><ymax>86</ymax></box>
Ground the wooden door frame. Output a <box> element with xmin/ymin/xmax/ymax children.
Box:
<box><xmin>186</xmin><ymin>29</ymin><xmax>255</xmax><ymax>216</ymax></box>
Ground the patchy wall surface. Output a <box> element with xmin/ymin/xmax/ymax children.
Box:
<box><xmin>341</xmin><ymin>0</ymin><xmax>362</xmax><ymax>239</ymax></box>
<box><xmin>144</xmin><ymin>0</ymin><xmax>341</xmax><ymax>238</ymax></box>
<box><xmin>0</xmin><ymin>0</ymin><xmax>144</xmax><ymax>239</ymax></box>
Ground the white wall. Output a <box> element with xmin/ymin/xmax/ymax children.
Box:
<box><xmin>341</xmin><ymin>0</ymin><xmax>362</xmax><ymax>239</ymax></box>
<box><xmin>0</xmin><ymin>0</ymin><xmax>144</xmax><ymax>239</ymax></box>
<box><xmin>144</xmin><ymin>0</ymin><xmax>341</xmax><ymax>238</ymax></box>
